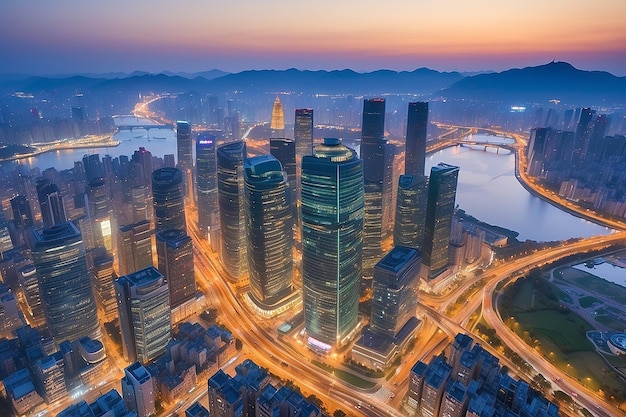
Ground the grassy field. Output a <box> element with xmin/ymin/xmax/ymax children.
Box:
<box><xmin>579</xmin><ymin>295</ymin><xmax>601</xmax><ymax>308</ymax></box>
<box><xmin>557</xmin><ymin>267</ymin><xmax>626</xmax><ymax>305</ymax></box>
<box><xmin>500</xmin><ymin>276</ymin><xmax>626</xmax><ymax>396</ymax></box>
<box><xmin>311</xmin><ymin>360</ymin><xmax>376</xmax><ymax>389</ymax></box>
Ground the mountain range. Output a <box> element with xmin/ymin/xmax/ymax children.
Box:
<box><xmin>1</xmin><ymin>62</ymin><xmax>624</xmax><ymax>105</ymax></box>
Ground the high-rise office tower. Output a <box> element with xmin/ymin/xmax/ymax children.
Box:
<box><xmin>11</xmin><ymin>195</ymin><xmax>34</xmax><ymax>228</ymax></box>
<box><xmin>152</xmin><ymin>167</ymin><xmax>186</xmax><ymax>234</ymax></box>
<box><xmin>394</xmin><ymin>175</ymin><xmax>428</xmax><ymax>248</ymax></box>
<box><xmin>196</xmin><ymin>132</ymin><xmax>219</xmax><ymax>248</ymax></box>
<box><xmin>86</xmin><ymin>177</ymin><xmax>113</xmax><ymax>252</ymax></box>
<box><xmin>36</xmin><ymin>179</ymin><xmax>67</xmax><ymax>228</ymax></box>
<box><xmin>371</xmin><ymin>246</ymin><xmax>421</xmax><ymax>337</ymax></box>
<box><xmin>83</xmin><ymin>154</ymin><xmax>104</xmax><ymax>182</ymax></box>
<box><xmin>294</xmin><ymin>108</ymin><xmax>314</xmax><ymax>160</ymax></box>
<box><xmin>361</xmin><ymin>98</ymin><xmax>393</xmax><ymax>284</ymax></box>
<box><xmin>122</xmin><ymin>362</ymin><xmax>156</xmax><ymax>417</ymax></box>
<box><xmin>132</xmin><ymin>147</ymin><xmax>153</xmax><ymax>187</ymax></box>
<box><xmin>30</xmin><ymin>222</ymin><xmax>101</xmax><ymax>345</ymax></box>
<box><xmin>156</xmin><ymin>228</ymin><xmax>195</xmax><ymax>309</ymax></box>
<box><xmin>405</xmin><ymin>102</ymin><xmax>429</xmax><ymax>177</ymax></box>
<box><xmin>301</xmin><ymin>138</ymin><xmax>363</xmax><ymax>350</ymax></box>
<box><xmin>89</xmin><ymin>247</ymin><xmax>117</xmax><ymax>320</ymax></box>
<box><xmin>270</xmin><ymin>96</ymin><xmax>285</xmax><ymax>138</ymax></box>
<box><xmin>217</xmin><ymin>141</ymin><xmax>247</xmax><ymax>281</ymax></box>
<box><xmin>176</xmin><ymin>121</ymin><xmax>193</xmax><ymax>171</ymax></box>
<box><xmin>269</xmin><ymin>138</ymin><xmax>297</xmax><ymax>222</ymax></box>
<box><xmin>115</xmin><ymin>266</ymin><xmax>171</xmax><ymax>362</ymax></box>
<box><xmin>118</xmin><ymin>220</ymin><xmax>153</xmax><ymax>276</ymax></box>
<box><xmin>244</xmin><ymin>155</ymin><xmax>294</xmax><ymax>313</ymax></box>
<box><xmin>422</xmin><ymin>163</ymin><xmax>459</xmax><ymax>278</ymax></box>
<box><xmin>18</xmin><ymin>264</ymin><xmax>45</xmax><ymax>327</ymax></box>
<box><xmin>131</xmin><ymin>185</ymin><xmax>152</xmax><ymax>223</ymax></box>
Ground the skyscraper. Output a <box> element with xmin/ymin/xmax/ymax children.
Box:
<box><xmin>244</xmin><ymin>155</ymin><xmax>294</xmax><ymax>314</ymax></box>
<box><xmin>361</xmin><ymin>98</ymin><xmax>393</xmax><ymax>284</ymax></box>
<box><xmin>122</xmin><ymin>362</ymin><xmax>156</xmax><ymax>417</ymax></box>
<box><xmin>156</xmin><ymin>228</ymin><xmax>195</xmax><ymax>309</ymax></box>
<box><xmin>393</xmin><ymin>175</ymin><xmax>428</xmax><ymax>248</ymax></box>
<box><xmin>422</xmin><ymin>163</ymin><xmax>460</xmax><ymax>278</ymax></box>
<box><xmin>118</xmin><ymin>220</ymin><xmax>153</xmax><ymax>276</ymax></box>
<box><xmin>270</xmin><ymin>96</ymin><xmax>285</xmax><ymax>138</ymax></box>
<box><xmin>86</xmin><ymin>177</ymin><xmax>113</xmax><ymax>252</ymax></box>
<box><xmin>89</xmin><ymin>247</ymin><xmax>117</xmax><ymax>320</ymax></box>
<box><xmin>294</xmin><ymin>108</ymin><xmax>314</xmax><ymax>160</ymax></box>
<box><xmin>405</xmin><ymin>102</ymin><xmax>429</xmax><ymax>177</ymax></box>
<box><xmin>176</xmin><ymin>121</ymin><xmax>193</xmax><ymax>171</ymax></box>
<box><xmin>152</xmin><ymin>167</ymin><xmax>186</xmax><ymax>234</ymax></box>
<box><xmin>10</xmin><ymin>195</ymin><xmax>34</xmax><ymax>228</ymax></box>
<box><xmin>371</xmin><ymin>246</ymin><xmax>421</xmax><ymax>337</ymax></box>
<box><xmin>36</xmin><ymin>179</ymin><xmax>67</xmax><ymax>228</ymax></box>
<box><xmin>115</xmin><ymin>266</ymin><xmax>171</xmax><ymax>363</ymax></box>
<box><xmin>30</xmin><ymin>222</ymin><xmax>101</xmax><ymax>345</ymax></box>
<box><xmin>196</xmin><ymin>132</ymin><xmax>219</xmax><ymax>248</ymax></box>
<box><xmin>217</xmin><ymin>141</ymin><xmax>247</xmax><ymax>281</ymax></box>
<box><xmin>269</xmin><ymin>138</ymin><xmax>296</xmax><ymax>222</ymax></box>
<box><xmin>301</xmin><ymin>138</ymin><xmax>364</xmax><ymax>350</ymax></box>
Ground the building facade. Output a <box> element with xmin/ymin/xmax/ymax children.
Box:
<box><xmin>152</xmin><ymin>167</ymin><xmax>186</xmax><ymax>234</ymax></box>
<box><xmin>301</xmin><ymin>138</ymin><xmax>364</xmax><ymax>350</ymax></box>
<box><xmin>405</xmin><ymin>102</ymin><xmax>429</xmax><ymax>177</ymax></box>
<box><xmin>196</xmin><ymin>132</ymin><xmax>219</xmax><ymax>249</ymax></box>
<box><xmin>393</xmin><ymin>174</ymin><xmax>428</xmax><ymax>249</ymax></box>
<box><xmin>156</xmin><ymin>228</ymin><xmax>196</xmax><ymax>309</ymax></box>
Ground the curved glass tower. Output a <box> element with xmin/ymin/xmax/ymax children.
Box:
<box><xmin>301</xmin><ymin>138</ymin><xmax>364</xmax><ymax>350</ymax></box>
<box><xmin>152</xmin><ymin>167</ymin><xmax>186</xmax><ymax>234</ymax></box>
<box><xmin>244</xmin><ymin>155</ymin><xmax>294</xmax><ymax>311</ymax></box>
<box><xmin>217</xmin><ymin>141</ymin><xmax>247</xmax><ymax>281</ymax></box>
<box><xmin>30</xmin><ymin>222</ymin><xmax>101</xmax><ymax>346</ymax></box>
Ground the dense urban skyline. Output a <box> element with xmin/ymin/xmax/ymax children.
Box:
<box><xmin>2</xmin><ymin>0</ymin><xmax>626</xmax><ymax>75</ymax></box>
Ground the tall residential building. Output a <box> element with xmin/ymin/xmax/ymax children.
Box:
<box><xmin>393</xmin><ymin>175</ymin><xmax>428</xmax><ymax>248</ymax></box>
<box><xmin>196</xmin><ymin>132</ymin><xmax>219</xmax><ymax>249</ymax></box>
<box><xmin>301</xmin><ymin>138</ymin><xmax>364</xmax><ymax>350</ymax></box>
<box><xmin>118</xmin><ymin>220</ymin><xmax>153</xmax><ymax>276</ymax></box>
<box><xmin>122</xmin><ymin>362</ymin><xmax>156</xmax><ymax>417</ymax></box>
<box><xmin>36</xmin><ymin>179</ymin><xmax>67</xmax><ymax>228</ymax></box>
<box><xmin>152</xmin><ymin>167</ymin><xmax>186</xmax><ymax>234</ymax></box>
<box><xmin>86</xmin><ymin>177</ymin><xmax>113</xmax><ymax>252</ymax></box>
<box><xmin>405</xmin><ymin>102</ymin><xmax>429</xmax><ymax>177</ymax></box>
<box><xmin>422</xmin><ymin>163</ymin><xmax>460</xmax><ymax>278</ymax></box>
<box><xmin>269</xmin><ymin>138</ymin><xmax>297</xmax><ymax>222</ymax></box>
<box><xmin>115</xmin><ymin>266</ymin><xmax>171</xmax><ymax>363</ymax></box>
<box><xmin>217</xmin><ymin>141</ymin><xmax>247</xmax><ymax>282</ymax></box>
<box><xmin>30</xmin><ymin>223</ymin><xmax>101</xmax><ymax>345</ymax></box>
<box><xmin>270</xmin><ymin>96</ymin><xmax>285</xmax><ymax>138</ymax></box>
<box><xmin>371</xmin><ymin>246</ymin><xmax>421</xmax><ymax>337</ymax></box>
<box><xmin>156</xmin><ymin>229</ymin><xmax>196</xmax><ymax>309</ymax></box>
<box><xmin>294</xmin><ymin>108</ymin><xmax>314</xmax><ymax>165</ymax></box>
<box><xmin>176</xmin><ymin>121</ymin><xmax>193</xmax><ymax>171</ymax></box>
<box><xmin>361</xmin><ymin>98</ymin><xmax>393</xmax><ymax>283</ymax></box>
<box><xmin>244</xmin><ymin>155</ymin><xmax>294</xmax><ymax>314</ymax></box>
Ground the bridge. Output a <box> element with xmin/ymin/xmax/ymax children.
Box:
<box><xmin>112</xmin><ymin>115</ymin><xmax>174</xmax><ymax>132</ymax></box>
<box><xmin>456</xmin><ymin>139</ymin><xmax>516</xmax><ymax>154</ymax></box>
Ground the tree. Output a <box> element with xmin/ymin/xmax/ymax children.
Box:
<box><xmin>235</xmin><ymin>338</ymin><xmax>243</xmax><ymax>350</ymax></box>
<box><xmin>333</xmin><ymin>410</ymin><xmax>347</xmax><ymax>417</ymax></box>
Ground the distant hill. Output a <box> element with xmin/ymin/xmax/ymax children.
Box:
<box><xmin>0</xmin><ymin>68</ymin><xmax>463</xmax><ymax>96</ymax></box>
<box><xmin>442</xmin><ymin>61</ymin><xmax>626</xmax><ymax>105</ymax></box>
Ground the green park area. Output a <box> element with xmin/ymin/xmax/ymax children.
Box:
<box><xmin>499</xmin><ymin>272</ymin><xmax>626</xmax><ymax>402</ymax></box>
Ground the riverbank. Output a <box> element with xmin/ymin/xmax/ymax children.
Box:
<box><xmin>0</xmin><ymin>135</ymin><xmax>120</xmax><ymax>163</ymax></box>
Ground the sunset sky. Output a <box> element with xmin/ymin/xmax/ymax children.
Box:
<box><xmin>2</xmin><ymin>0</ymin><xmax>626</xmax><ymax>75</ymax></box>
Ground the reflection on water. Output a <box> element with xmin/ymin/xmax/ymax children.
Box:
<box><xmin>573</xmin><ymin>254</ymin><xmax>626</xmax><ymax>288</ymax></box>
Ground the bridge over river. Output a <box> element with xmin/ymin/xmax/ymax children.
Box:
<box><xmin>112</xmin><ymin>115</ymin><xmax>173</xmax><ymax>131</ymax></box>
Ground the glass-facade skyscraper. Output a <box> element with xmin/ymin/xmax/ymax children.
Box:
<box><xmin>270</xmin><ymin>96</ymin><xmax>285</xmax><ymax>138</ymax></box>
<box><xmin>361</xmin><ymin>98</ymin><xmax>394</xmax><ymax>284</ymax></box>
<box><xmin>294</xmin><ymin>108</ymin><xmax>314</xmax><ymax>160</ymax></box>
<box><xmin>152</xmin><ymin>167</ymin><xmax>186</xmax><ymax>234</ymax></box>
<box><xmin>30</xmin><ymin>222</ymin><xmax>101</xmax><ymax>346</ymax></box>
<box><xmin>371</xmin><ymin>246</ymin><xmax>421</xmax><ymax>337</ymax></box>
<box><xmin>176</xmin><ymin>121</ymin><xmax>193</xmax><ymax>171</ymax></box>
<box><xmin>393</xmin><ymin>174</ymin><xmax>428</xmax><ymax>249</ymax></box>
<box><xmin>422</xmin><ymin>163</ymin><xmax>460</xmax><ymax>278</ymax></box>
<box><xmin>196</xmin><ymin>132</ymin><xmax>219</xmax><ymax>248</ymax></box>
<box><xmin>301</xmin><ymin>138</ymin><xmax>364</xmax><ymax>350</ymax></box>
<box><xmin>115</xmin><ymin>266</ymin><xmax>171</xmax><ymax>363</ymax></box>
<box><xmin>86</xmin><ymin>177</ymin><xmax>113</xmax><ymax>252</ymax></box>
<box><xmin>244</xmin><ymin>155</ymin><xmax>294</xmax><ymax>313</ymax></box>
<box><xmin>36</xmin><ymin>179</ymin><xmax>67</xmax><ymax>228</ymax></box>
<box><xmin>405</xmin><ymin>102</ymin><xmax>429</xmax><ymax>177</ymax></box>
<box><xmin>217</xmin><ymin>141</ymin><xmax>247</xmax><ymax>281</ymax></box>
<box><xmin>156</xmin><ymin>228</ymin><xmax>195</xmax><ymax>309</ymax></box>
<box><xmin>269</xmin><ymin>138</ymin><xmax>296</xmax><ymax>223</ymax></box>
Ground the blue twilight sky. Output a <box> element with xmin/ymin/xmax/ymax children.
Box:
<box><xmin>1</xmin><ymin>0</ymin><xmax>626</xmax><ymax>75</ymax></box>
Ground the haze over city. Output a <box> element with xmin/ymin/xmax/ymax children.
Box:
<box><xmin>2</xmin><ymin>0</ymin><xmax>626</xmax><ymax>75</ymax></box>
